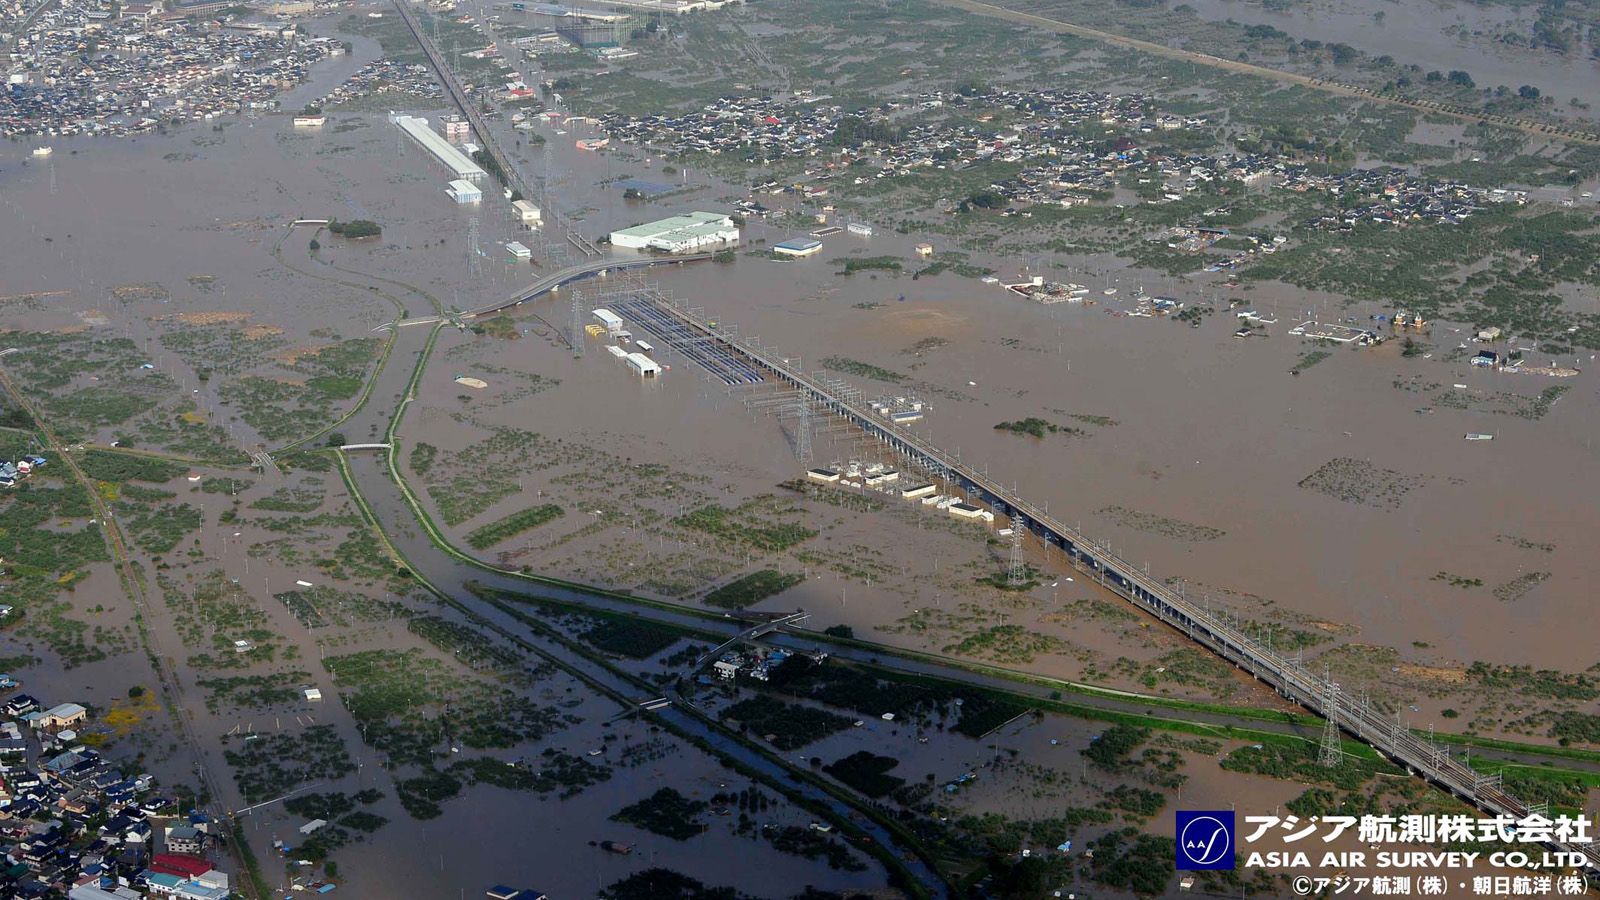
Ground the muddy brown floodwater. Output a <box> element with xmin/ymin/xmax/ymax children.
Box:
<box><xmin>1177</xmin><ymin>0</ymin><xmax>1600</xmax><ymax>112</ymax></box>
<box><xmin>1</xmin><ymin>13</ymin><xmax>1597</xmax><ymax>895</ymax></box>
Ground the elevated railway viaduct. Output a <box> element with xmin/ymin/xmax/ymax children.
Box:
<box><xmin>625</xmin><ymin>286</ymin><xmax>1600</xmax><ymax>876</ymax></box>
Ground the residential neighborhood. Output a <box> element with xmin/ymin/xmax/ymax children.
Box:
<box><xmin>0</xmin><ymin>682</ymin><xmax>231</xmax><ymax>900</ymax></box>
<box><xmin>597</xmin><ymin>87</ymin><xmax>1531</xmax><ymax>238</ymax></box>
<box><xmin>2</xmin><ymin>0</ymin><xmax>346</xmax><ymax>138</ymax></box>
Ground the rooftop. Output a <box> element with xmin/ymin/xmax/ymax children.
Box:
<box><xmin>610</xmin><ymin>211</ymin><xmax>731</xmax><ymax>239</ymax></box>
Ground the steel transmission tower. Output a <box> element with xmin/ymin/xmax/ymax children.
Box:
<box><xmin>1007</xmin><ymin>516</ymin><xmax>1027</xmax><ymax>586</ymax></box>
<box><xmin>791</xmin><ymin>398</ymin><xmax>812</xmax><ymax>464</ymax></box>
<box><xmin>466</xmin><ymin>217</ymin><xmax>482</xmax><ymax>280</ymax></box>
<box><xmin>1319</xmin><ymin>672</ymin><xmax>1343</xmax><ymax>768</ymax></box>
<box><xmin>570</xmin><ymin>289</ymin><xmax>585</xmax><ymax>358</ymax></box>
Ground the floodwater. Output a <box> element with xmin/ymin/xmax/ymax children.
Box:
<box><xmin>1178</xmin><ymin>0</ymin><xmax>1600</xmax><ymax>109</ymax></box>
<box><xmin>2</xmin><ymin>10</ymin><xmax>1598</xmax><ymax>895</ymax></box>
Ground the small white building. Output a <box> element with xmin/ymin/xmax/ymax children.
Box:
<box><xmin>712</xmin><ymin>660</ymin><xmax>739</xmax><ymax>680</ymax></box>
<box><xmin>303</xmin><ymin>687</ymin><xmax>322</xmax><ymax>702</ymax></box>
<box><xmin>625</xmin><ymin>352</ymin><xmax>661</xmax><ymax>377</ymax></box>
<box><xmin>773</xmin><ymin>238</ymin><xmax>823</xmax><ymax>258</ymax></box>
<box><xmin>505</xmin><ymin>241</ymin><xmax>533</xmax><ymax>260</ymax></box>
<box><xmin>291</xmin><ymin>115</ymin><xmax>325</xmax><ymax>127</ymax></box>
<box><xmin>592</xmin><ymin>308</ymin><xmax>625</xmax><ymax>332</ymax></box>
<box><xmin>512</xmin><ymin>199</ymin><xmax>542</xmax><ymax>222</ymax></box>
<box><xmin>900</xmin><ymin>483</ymin><xmax>935</xmax><ymax>499</ymax></box>
<box><xmin>806</xmin><ymin>468</ymin><xmax>840</xmax><ymax>483</ymax></box>
<box><xmin>447</xmin><ymin>180</ymin><xmax>483</xmax><ymax>203</ymax></box>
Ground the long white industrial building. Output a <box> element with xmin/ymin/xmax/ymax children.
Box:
<box><xmin>391</xmin><ymin>113</ymin><xmax>487</xmax><ymax>180</ymax></box>
<box><xmin>609</xmin><ymin>211</ymin><xmax>739</xmax><ymax>253</ymax></box>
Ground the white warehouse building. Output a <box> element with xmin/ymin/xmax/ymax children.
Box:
<box><xmin>512</xmin><ymin>199</ymin><xmax>542</xmax><ymax>223</ymax></box>
<box><xmin>609</xmin><ymin>211</ymin><xmax>739</xmax><ymax>253</ymax></box>
<box><xmin>391</xmin><ymin>113</ymin><xmax>487</xmax><ymax>181</ymax></box>
<box><xmin>625</xmin><ymin>352</ymin><xmax>662</xmax><ymax>377</ymax></box>
<box><xmin>592</xmin><ymin>308</ymin><xmax>624</xmax><ymax>332</ymax></box>
<box><xmin>446</xmin><ymin>180</ymin><xmax>482</xmax><ymax>203</ymax></box>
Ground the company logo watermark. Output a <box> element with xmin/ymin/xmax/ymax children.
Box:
<box><xmin>1177</xmin><ymin>810</ymin><xmax>1236</xmax><ymax>870</ymax></box>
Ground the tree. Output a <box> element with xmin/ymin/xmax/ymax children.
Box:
<box><xmin>966</xmin><ymin>189</ymin><xmax>1006</xmax><ymax>210</ymax></box>
<box><xmin>128</xmin><ymin>685</ymin><xmax>145</xmax><ymax>699</ymax></box>
<box><xmin>823</xmin><ymin>624</ymin><xmax>853</xmax><ymax>638</ymax></box>
<box><xmin>328</xmin><ymin>219</ymin><xmax>381</xmax><ymax>238</ymax></box>
<box><xmin>1518</xmin><ymin>84</ymin><xmax>1541</xmax><ymax>100</ymax></box>
<box><xmin>325</xmin><ymin>432</ymin><xmax>347</xmax><ymax>448</ymax></box>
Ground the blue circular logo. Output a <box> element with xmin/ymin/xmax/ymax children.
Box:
<box><xmin>1180</xmin><ymin>815</ymin><xmax>1231</xmax><ymax>866</ymax></box>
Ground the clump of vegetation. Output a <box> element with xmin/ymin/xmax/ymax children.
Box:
<box><xmin>396</xmin><ymin>768</ymin><xmax>461</xmax><ymax>820</ymax></box>
<box><xmin>1082</xmin><ymin>724</ymin><xmax>1150</xmax><ymax>769</ymax></box>
<box><xmin>1466</xmin><ymin>662</ymin><xmax>1598</xmax><ymax>701</ymax></box>
<box><xmin>1492</xmin><ymin>571</ymin><xmax>1550</xmax><ymax>602</ymax></box>
<box><xmin>1298</xmin><ymin>457</ymin><xmax>1420</xmax><ymax>509</ymax></box>
<box><xmin>701</xmin><ymin>569</ymin><xmax>803</xmax><ymax>609</ymax></box>
<box><xmin>611</xmin><ymin>787</ymin><xmax>707</xmax><ymax>840</ymax></box>
<box><xmin>600</xmin><ymin>870</ymin><xmax>751</xmax><ymax>900</ymax></box>
<box><xmin>328</xmin><ymin>219</ymin><xmax>382</xmax><ymax>238</ymax></box>
<box><xmin>581</xmin><ymin>619</ymin><xmax>680</xmax><ymax>659</ymax></box>
<box><xmin>823</xmin><ymin>751</ymin><xmax>904</xmax><ymax>798</ymax></box>
<box><xmin>675</xmin><ymin>503</ymin><xmax>816</xmax><ymax>552</ymax></box>
<box><xmin>764</xmin><ymin>825</ymin><xmax>865</xmax><ymax>871</ymax></box>
<box><xmin>451</xmin><ymin>750</ymin><xmax>611</xmax><ymax>798</ymax></box>
<box><xmin>223</xmin><ymin>725</ymin><xmax>356</xmax><ymax>803</ymax></box>
<box><xmin>1292</xmin><ymin>350</ymin><xmax>1332</xmax><ymax>373</ymax></box>
<box><xmin>1096</xmin><ymin>505</ymin><xmax>1225</xmax><ymax>541</ymax></box>
<box><xmin>993</xmin><ymin>417</ymin><xmax>1066</xmax><ymax>438</ymax></box>
<box><xmin>1086</xmin><ymin>827</ymin><xmax>1175</xmax><ymax>896</ymax></box>
<box><xmin>941</xmin><ymin>623</ymin><xmax>1064</xmax><ymax>664</ymax></box>
<box><xmin>818</xmin><ymin>356</ymin><xmax>904</xmax><ymax>383</ymax></box>
<box><xmin>837</xmin><ymin>256</ymin><xmax>903</xmax><ymax>275</ymax></box>
<box><xmin>1220</xmin><ymin>740</ymin><xmax>1396</xmax><ymax>791</ymax></box>
<box><xmin>78</xmin><ymin>450</ymin><xmax>186</xmax><ymax>483</ymax></box>
<box><xmin>722</xmin><ymin>697</ymin><xmax>853</xmax><ymax>750</ymax></box>
<box><xmin>464</xmin><ymin>504</ymin><xmax>564</xmax><ymax>549</ymax></box>
<box><xmin>1100</xmin><ymin>784</ymin><xmax>1166</xmax><ymax>819</ymax></box>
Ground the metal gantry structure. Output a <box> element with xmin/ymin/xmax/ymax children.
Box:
<box><xmin>614</xmin><ymin>283</ymin><xmax>1600</xmax><ymax>878</ymax></box>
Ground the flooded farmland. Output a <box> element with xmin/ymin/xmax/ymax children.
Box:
<box><xmin>1179</xmin><ymin>0</ymin><xmax>1600</xmax><ymax>109</ymax></box>
<box><xmin>1</xmin><ymin>0</ymin><xmax>1598</xmax><ymax>895</ymax></box>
